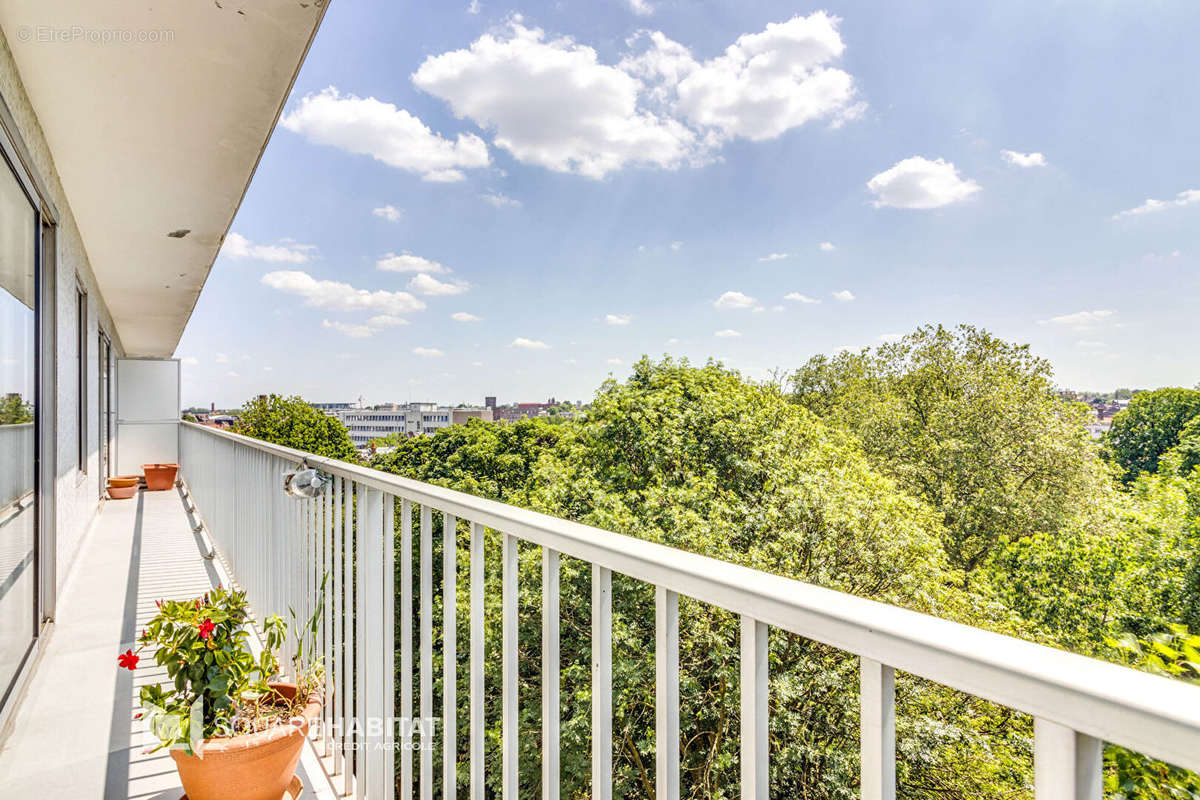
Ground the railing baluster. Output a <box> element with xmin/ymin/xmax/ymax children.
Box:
<box><xmin>740</xmin><ymin>617</ymin><xmax>768</xmax><ymax>800</ymax></box>
<box><xmin>421</xmin><ymin>505</ymin><xmax>434</xmax><ymax>800</ymax></box>
<box><xmin>470</xmin><ymin>522</ymin><xmax>485</xmax><ymax>800</ymax></box>
<box><xmin>502</xmin><ymin>533</ymin><xmax>518</xmax><ymax>800</ymax></box>
<box><xmin>444</xmin><ymin>513</ymin><xmax>458</xmax><ymax>800</ymax></box>
<box><xmin>322</xmin><ymin>477</ymin><xmax>333</xmax><ymax>757</ymax></box>
<box><xmin>1034</xmin><ymin>719</ymin><xmax>1103</xmax><ymax>800</ymax></box>
<box><xmin>342</xmin><ymin>479</ymin><xmax>354</xmax><ymax>798</ymax></box>
<box><xmin>542</xmin><ymin>548</ymin><xmax>560</xmax><ymax>800</ymax></box>
<box><xmin>356</xmin><ymin>483</ymin><xmax>371</xmax><ymax>800</ymax></box>
<box><xmin>400</xmin><ymin>501</ymin><xmax>415</xmax><ymax>800</ymax></box>
<box><xmin>384</xmin><ymin>495</ymin><xmax>396</xmax><ymax>795</ymax></box>
<box><xmin>363</xmin><ymin>487</ymin><xmax>385</xmax><ymax>799</ymax></box>
<box><xmin>655</xmin><ymin>587</ymin><xmax>679</xmax><ymax>800</ymax></box>
<box><xmin>332</xmin><ymin>476</ymin><xmax>345</xmax><ymax>778</ymax></box>
<box><xmin>592</xmin><ymin>565</ymin><xmax>612</xmax><ymax>800</ymax></box>
<box><xmin>401</xmin><ymin>499</ymin><xmax>414</xmax><ymax>800</ymax></box>
<box><xmin>860</xmin><ymin>657</ymin><xmax>895</xmax><ymax>800</ymax></box>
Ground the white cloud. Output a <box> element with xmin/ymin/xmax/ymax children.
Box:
<box><xmin>1001</xmin><ymin>150</ymin><xmax>1046</xmax><ymax>168</ymax></box>
<box><xmin>670</xmin><ymin>241</ymin><xmax>683</xmax><ymax>250</ymax></box>
<box><xmin>714</xmin><ymin>290</ymin><xmax>756</xmax><ymax>310</ymax></box>
<box><xmin>604</xmin><ymin>313</ymin><xmax>632</xmax><ymax>325</ymax></box>
<box><xmin>714</xmin><ymin>329</ymin><xmax>742</xmax><ymax>338</ymax></box>
<box><xmin>867</xmin><ymin>156</ymin><xmax>980</xmax><ymax>209</ymax></box>
<box><xmin>280</xmin><ymin>86</ymin><xmax>489</xmax><ymax>182</ymax></box>
<box><xmin>480</xmin><ymin>191</ymin><xmax>521</xmax><ymax>208</ymax></box>
<box><xmin>412</xmin><ymin>347</ymin><xmax>445</xmax><ymax>358</ymax></box>
<box><xmin>629</xmin><ymin>13</ymin><xmax>863</xmax><ymax>142</ymax></box>
<box><xmin>467</xmin><ymin>0</ymin><xmax>480</xmax><ymax>13</ymax></box>
<box><xmin>215</xmin><ymin>353</ymin><xmax>229</xmax><ymax>364</ymax></box>
<box><xmin>367</xmin><ymin>315</ymin><xmax>409</xmax><ymax>327</ymax></box>
<box><xmin>264</xmin><ymin>366</ymin><xmax>273</xmax><ymax>372</ymax></box>
<box><xmin>511</xmin><ymin>337</ymin><xmax>551</xmax><ymax>349</ymax></box>
<box><xmin>877</xmin><ymin>333</ymin><xmax>903</xmax><ymax>343</ymax></box>
<box><xmin>323</xmin><ymin>319</ymin><xmax>375</xmax><ymax>339</ymax></box>
<box><xmin>226</xmin><ymin>371</ymin><xmax>240</xmax><ymax>378</ymax></box>
<box><xmin>414</xmin><ymin>14</ymin><xmax>861</xmax><ymax>179</ymax></box>
<box><xmin>262</xmin><ymin>270</ymin><xmax>426</xmax><ymax>315</ymax></box>
<box><xmin>819</xmin><ymin>241</ymin><xmax>836</xmax><ymax>251</ymax></box>
<box><xmin>414</xmin><ymin>22</ymin><xmax>699</xmax><ymax>178</ymax></box>
<box><xmin>1040</xmin><ymin>309</ymin><xmax>1116</xmax><ymax>328</ymax></box>
<box><xmin>832</xmin><ymin>289</ymin><xmax>855</xmax><ymax>302</ymax></box>
<box><xmin>180</xmin><ymin>356</ymin><xmax>198</xmax><ymax>366</ymax></box>
<box><xmin>471</xmin><ymin>361</ymin><xmax>484</xmax><ymax>367</ymax></box>
<box><xmin>607</xmin><ymin>357</ymin><xmax>623</xmax><ymax>365</ymax></box>
<box><xmin>222</xmin><ymin>232</ymin><xmax>314</xmax><ymax>263</ymax></box>
<box><xmin>784</xmin><ymin>292</ymin><xmax>820</xmax><ymax>304</ymax></box>
<box><xmin>377</xmin><ymin>252</ymin><xmax>451</xmax><ymax>274</ymax></box>
<box><xmin>408</xmin><ymin>273</ymin><xmax>471</xmax><ymax>296</ymax></box>
<box><xmin>452</xmin><ymin>312</ymin><xmax>482</xmax><ymax>322</ymax></box>
<box><xmin>1112</xmin><ymin>189</ymin><xmax>1200</xmax><ymax>220</ymax></box>
<box><xmin>626</xmin><ymin>0</ymin><xmax>654</xmax><ymax>15</ymax></box>
<box><xmin>666</xmin><ymin>337</ymin><xmax>680</xmax><ymax>344</ymax></box>
<box><xmin>758</xmin><ymin>253</ymin><xmax>789</xmax><ymax>261</ymax></box>
<box><xmin>372</xmin><ymin>204</ymin><xmax>403</xmax><ymax>222</ymax></box>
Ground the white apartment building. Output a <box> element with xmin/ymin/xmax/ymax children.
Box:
<box><xmin>330</xmin><ymin>403</ymin><xmax>491</xmax><ymax>447</ymax></box>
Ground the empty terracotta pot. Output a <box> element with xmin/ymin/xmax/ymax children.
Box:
<box><xmin>142</xmin><ymin>463</ymin><xmax>179</xmax><ymax>491</ymax></box>
<box><xmin>170</xmin><ymin>683</ymin><xmax>320</xmax><ymax>800</ymax></box>
<box><xmin>106</xmin><ymin>479</ymin><xmax>138</xmax><ymax>500</ymax></box>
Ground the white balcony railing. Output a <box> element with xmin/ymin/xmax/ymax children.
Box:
<box><xmin>178</xmin><ymin>421</ymin><xmax>1200</xmax><ymax>800</ymax></box>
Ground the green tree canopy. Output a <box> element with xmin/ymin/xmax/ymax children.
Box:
<box><xmin>790</xmin><ymin>324</ymin><xmax>1112</xmax><ymax>573</ymax></box>
<box><xmin>369</xmin><ymin>417</ymin><xmax>565</xmax><ymax>505</ymax></box>
<box><xmin>232</xmin><ymin>395</ymin><xmax>357</xmax><ymax>461</ymax></box>
<box><xmin>1108</xmin><ymin>388</ymin><xmax>1200</xmax><ymax>481</ymax></box>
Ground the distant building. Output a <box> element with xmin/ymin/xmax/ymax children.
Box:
<box><xmin>485</xmin><ymin>396</ymin><xmax>497</xmax><ymax>410</ymax></box>
<box><xmin>333</xmin><ymin>402</ymin><xmax>492</xmax><ymax>449</ymax></box>
<box><xmin>311</xmin><ymin>401</ymin><xmax>354</xmax><ymax>413</ymax></box>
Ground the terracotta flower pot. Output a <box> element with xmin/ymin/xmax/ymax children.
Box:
<box><xmin>170</xmin><ymin>683</ymin><xmax>320</xmax><ymax>800</ymax></box>
<box><xmin>142</xmin><ymin>463</ymin><xmax>179</xmax><ymax>491</ymax></box>
<box><xmin>107</xmin><ymin>483</ymin><xmax>137</xmax><ymax>500</ymax></box>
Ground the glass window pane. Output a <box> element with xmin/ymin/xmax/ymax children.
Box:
<box><xmin>0</xmin><ymin>154</ymin><xmax>37</xmax><ymax>700</ymax></box>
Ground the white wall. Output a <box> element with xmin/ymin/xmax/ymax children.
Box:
<box><xmin>0</xmin><ymin>30</ymin><xmax>124</xmax><ymax>596</ymax></box>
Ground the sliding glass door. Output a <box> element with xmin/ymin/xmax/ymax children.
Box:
<box><xmin>0</xmin><ymin>141</ymin><xmax>38</xmax><ymax>707</ymax></box>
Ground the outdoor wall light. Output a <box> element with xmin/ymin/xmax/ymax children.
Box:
<box><xmin>283</xmin><ymin>462</ymin><xmax>330</xmax><ymax>499</ymax></box>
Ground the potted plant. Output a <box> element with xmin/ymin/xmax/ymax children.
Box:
<box><xmin>118</xmin><ymin>583</ymin><xmax>324</xmax><ymax>800</ymax></box>
<box><xmin>142</xmin><ymin>462</ymin><xmax>180</xmax><ymax>491</ymax></box>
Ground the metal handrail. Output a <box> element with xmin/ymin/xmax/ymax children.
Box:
<box><xmin>180</xmin><ymin>420</ymin><xmax>1200</xmax><ymax>777</ymax></box>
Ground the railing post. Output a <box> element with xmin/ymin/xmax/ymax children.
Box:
<box><xmin>740</xmin><ymin>617</ymin><xmax>768</xmax><ymax>800</ymax></box>
<box><xmin>363</xmin><ymin>487</ymin><xmax>385</xmax><ymax>799</ymax></box>
<box><xmin>860</xmin><ymin>657</ymin><xmax>895</xmax><ymax>800</ymax></box>
<box><xmin>655</xmin><ymin>587</ymin><xmax>680</xmax><ymax>800</ymax></box>
<box><xmin>420</xmin><ymin>505</ymin><xmax>434</xmax><ymax>800</ymax></box>
<box><xmin>592</xmin><ymin>565</ymin><xmax>613</xmax><ymax>800</ymax></box>
<box><xmin>1034</xmin><ymin>719</ymin><xmax>1103</xmax><ymax>800</ymax></box>
<box><xmin>469</xmin><ymin>522</ymin><xmax>485</xmax><ymax>800</ymax></box>
<box><xmin>502</xmin><ymin>533</ymin><xmax>519</xmax><ymax>800</ymax></box>
<box><xmin>444</xmin><ymin>513</ymin><xmax>458</xmax><ymax>800</ymax></box>
<box><xmin>542</xmin><ymin>548</ymin><xmax>561</xmax><ymax>800</ymax></box>
<box><xmin>401</xmin><ymin>500</ymin><xmax>414</xmax><ymax>800</ymax></box>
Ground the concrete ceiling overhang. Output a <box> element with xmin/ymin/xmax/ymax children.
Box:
<box><xmin>0</xmin><ymin>0</ymin><xmax>328</xmax><ymax>356</ymax></box>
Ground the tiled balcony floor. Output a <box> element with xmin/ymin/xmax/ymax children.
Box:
<box><xmin>0</xmin><ymin>488</ymin><xmax>336</xmax><ymax>799</ymax></box>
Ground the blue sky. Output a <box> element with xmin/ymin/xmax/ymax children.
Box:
<box><xmin>176</xmin><ymin>0</ymin><xmax>1200</xmax><ymax>408</ymax></box>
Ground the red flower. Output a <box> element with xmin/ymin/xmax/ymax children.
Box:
<box><xmin>155</xmin><ymin>600</ymin><xmax>162</xmax><ymax>609</ymax></box>
<box><xmin>197</xmin><ymin>618</ymin><xmax>216</xmax><ymax>640</ymax></box>
<box><xmin>118</xmin><ymin>649</ymin><xmax>139</xmax><ymax>671</ymax></box>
